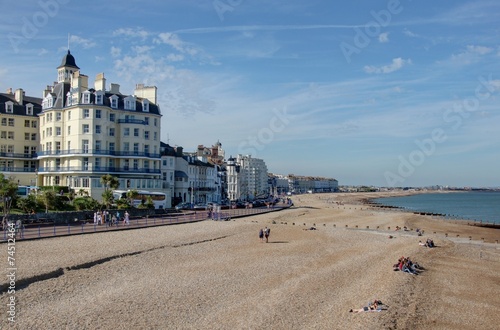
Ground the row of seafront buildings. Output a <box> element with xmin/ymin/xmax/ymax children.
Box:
<box><xmin>0</xmin><ymin>50</ymin><xmax>338</xmax><ymax>208</ymax></box>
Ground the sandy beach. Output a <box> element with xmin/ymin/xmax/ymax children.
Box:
<box><xmin>1</xmin><ymin>192</ymin><xmax>499</xmax><ymax>329</ymax></box>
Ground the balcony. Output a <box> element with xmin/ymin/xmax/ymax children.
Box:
<box><xmin>36</xmin><ymin>149</ymin><xmax>160</xmax><ymax>158</ymax></box>
<box><xmin>37</xmin><ymin>166</ymin><xmax>160</xmax><ymax>174</ymax></box>
<box><xmin>0</xmin><ymin>152</ymin><xmax>37</xmax><ymax>159</ymax></box>
<box><xmin>0</xmin><ymin>167</ymin><xmax>37</xmax><ymax>173</ymax></box>
<box><xmin>116</xmin><ymin>118</ymin><xmax>147</xmax><ymax>125</ymax></box>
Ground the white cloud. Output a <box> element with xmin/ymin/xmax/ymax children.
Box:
<box><xmin>378</xmin><ymin>32</ymin><xmax>389</xmax><ymax>43</ymax></box>
<box><xmin>364</xmin><ymin>58</ymin><xmax>411</xmax><ymax>74</ymax></box>
<box><xmin>403</xmin><ymin>28</ymin><xmax>419</xmax><ymax>38</ymax></box>
<box><xmin>69</xmin><ymin>35</ymin><xmax>96</xmax><ymax>49</ymax></box>
<box><xmin>133</xmin><ymin>45</ymin><xmax>154</xmax><ymax>54</ymax></box>
<box><xmin>449</xmin><ymin>45</ymin><xmax>493</xmax><ymax>65</ymax></box>
<box><xmin>154</xmin><ymin>32</ymin><xmax>199</xmax><ymax>56</ymax></box>
<box><xmin>113</xmin><ymin>27</ymin><xmax>149</xmax><ymax>40</ymax></box>
<box><xmin>166</xmin><ymin>53</ymin><xmax>184</xmax><ymax>62</ymax></box>
<box><xmin>38</xmin><ymin>48</ymin><xmax>48</xmax><ymax>56</ymax></box>
<box><xmin>110</xmin><ymin>46</ymin><xmax>121</xmax><ymax>58</ymax></box>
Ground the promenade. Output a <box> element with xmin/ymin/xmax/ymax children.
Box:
<box><xmin>2</xmin><ymin>205</ymin><xmax>289</xmax><ymax>241</ymax></box>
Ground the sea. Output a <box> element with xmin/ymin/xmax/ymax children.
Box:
<box><xmin>373</xmin><ymin>191</ymin><xmax>500</xmax><ymax>225</ymax></box>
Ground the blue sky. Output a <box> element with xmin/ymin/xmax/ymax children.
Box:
<box><xmin>1</xmin><ymin>0</ymin><xmax>499</xmax><ymax>187</ymax></box>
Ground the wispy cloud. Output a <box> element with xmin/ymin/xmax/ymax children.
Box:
<box><xmin>448</xmin><ymin>45</ymin><xmax>494</xmax><ymax>65</ymax></box>
<box><xmin>378</xmin><ymin>32</ymin><xmax>389</xmax><ymax>43</ymax></box>
<box><xmin>364</xmin><ymin>58</ymin><xmax>411</xmax><ymax>74</ymax></box>
<box><xmin>113</xmin><ymin>27</ymin><xmax>149</xmax><ymax>40</ymax></box>
<box><xmin>69</xmin><ymin>35</ymin><xmax>96</xmax><ymax>49</ymax></box>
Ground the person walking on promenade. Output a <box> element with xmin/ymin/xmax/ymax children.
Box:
<box><xmin>93</xmin><ymin>211</ymin><xmax>97</xmax><ymax>225</ymax></box>
<box><xmin>124</xmin><ymin>211</ymin><xmax>130</xmax><ymax>226</ymax></box>
<box><xmin>116</xmin><ymin>211</ymin><xmax>121</xmax><ymax>227</ymax></box>
<box><xmin>264</xmin><ymin>226</ymin><xmax>270</xmax><ymax>243</ymax></box>
<box><xmin>259</xmin><ymin>228</ymin><xmax>264</xmax><ymax>242</ymax></box>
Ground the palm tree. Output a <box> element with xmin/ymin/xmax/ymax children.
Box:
<box><xmin>100</xmin><ymin>174</ymin><xmax>119</xmax><ymax>192</ymax></box>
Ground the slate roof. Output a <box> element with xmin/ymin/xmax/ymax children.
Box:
<box><xmin>58</xmin><ymin>50</ymin><xmax>79</xmax><ymax>69</ymax></box>
<box><xmin>0</xmin><ymin>93</ymin><xmax>42</xmax><ymax>117</ymax></box>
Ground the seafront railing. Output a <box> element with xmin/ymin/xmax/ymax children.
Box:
<box><xmin>1</xmin><ymin>205</ymin><xmax>288</xmax><ymax>241</ymax></box>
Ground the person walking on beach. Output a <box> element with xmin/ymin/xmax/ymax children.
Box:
<box><xmin>264</xmin><ymin>226</ymin><xmax>270</xmax><ymax>243</ymax></box>
<box><xmin>259</xmin><ymin>228</ymin><xmax>264</xmax><ymax>242</ymax></box>
<box><xmin>124</xmin><ymin>211</ymin><xmax>130</xmax><ymax>225</ymax></box>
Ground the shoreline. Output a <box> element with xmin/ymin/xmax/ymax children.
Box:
<box><xmin>1</xmin><ymin>192</ymin><xmax>499</xmax><ymax>329</ymax></box>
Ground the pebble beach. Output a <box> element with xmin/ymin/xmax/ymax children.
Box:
<box><xmin>2</xmin><ymin>192</ymin><xmax>499</xmax><ymax>329</ymax></box>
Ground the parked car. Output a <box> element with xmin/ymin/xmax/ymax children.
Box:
<box><xmin>175</xmin><ymin>202</ymin><xmax>192</xmax><ymax>210</ymax></box>
<box><xmin>193</xmin><ymin>203</ymin><xmax>207</xmax><ymax>210</ymax></box>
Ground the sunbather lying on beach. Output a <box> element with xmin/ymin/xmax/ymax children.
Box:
<box><xmin>349</xmin><ymin>300</ymin><xmax>387</xmax><ymax>313</ymax></box>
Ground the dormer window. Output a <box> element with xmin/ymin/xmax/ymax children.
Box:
<box><xmin>142</xmin><ymin>99</ymin><xmax>149</xmax><ymax>112</ymax></box>
<box><xmin>5</xmin><ymin>101</ymin><xmax>14</xmax><ymax>113</ymax></box>
<box><xmin>109</xmin><ymin>95</ymin><xmax>118</xmax><ymax>109</ymax></box>
<box><xmin>124</xmin><ymin>96</ymin><xmax>136</xmax><ymax>111</ymax></box>
<box><xmin>42</xmin><ymin>95</ymin><xmax>54</xmax><ymax>110</ymax></box>
<box><xmin>95</xmin><ymin>91</ymin><xmax>104</xmax><ymax>105</ymax></box>
<box><xmin>26</xmin><ymin>103</ymin><xmax>34</xmax><ymax>115</ymax></box>
<box><xmin>81</xmin><ymin>91</ymin><xmax>91</xmax><ymax>104</ymax></box>
<box><xmin>66</xmin><ymin>92</ymin><xmax>72</xmax><ymax>106</ymax></box>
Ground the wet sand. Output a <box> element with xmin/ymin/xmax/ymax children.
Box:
<box><xmin>1</xmin><ymin>192</ymin><xmax>499</xmax><ymax>329</ymax></box>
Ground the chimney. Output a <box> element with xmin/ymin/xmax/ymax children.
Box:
<box><xmin>6</xmin><ymin>88</ymin><xmax>12</xmax><ymax>94</ymax></box>
<box><xmin>14</xmin><ymin>88</ymin><xmax>24</xmax><ymax>104</ymax></box>
<box><xmin>94</xmin><ymin>73</ymin><xmax>106</xmax><ymax>91</ymax></box>
<box><xmin>110</xmin><ymin>83</ymin><xmax>120</xmax><ymax>94</ymax></box>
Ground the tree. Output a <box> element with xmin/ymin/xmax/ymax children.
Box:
<box><xmin>73</xmin><ymin>197</ymin><xmax>100</xmax><ymax>211</ymax></box>
<box><xmin>38</xmin><ymin>190</ymin><xmax>57</xmax><ymax>213</ymax></box>
<box><xmin>101</xmin><ymin>174</ymin><xmax>119</xmax><ymax>208</ymax></box>
<box><xmin>17</xmin><ymin>195</ymin><xmax>37</xmax><ymax>214</ymax></box>
<box><xmin>78</xmin><ymin>189</ymin><xmax>88</xmax><ymax>197</ymax></box>
<box><xmin>126</xmin><ymin>189</ymin><xmax>139</xmax><ymax>207</ymax></box>
<box><xmin>0</xmin><ymin>174</ymin><xmax>18</xmax><ymax>229</ymax></box>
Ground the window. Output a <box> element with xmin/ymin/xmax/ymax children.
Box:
<box><xmin>1</xmin><ymin>118</ymin><xmax>6</xmax><ymax>126</ymax></box>
<box><xmin>82</xmin><ymin>140</ymin><xmax>89</xmax><ymax>153</ymax></box>
<box><xmin>68</xmin><ymin>126</ymin><xmax>71</xmax><ymax>135</ymax></box>
<box><xmin>154</xmin><ymin>132</ymin><xmax>157</xmax><ymax>141</ymax></box>
<box><xmin>123</xmin><ymin>142</ymin><xmax>129</xmax><ymax>151</ymax></box>
<box><xmin>110</xmin><ymin>96</ymin><xmax>118</xmax><ymax>109</ymax></box>
<box><xmin>95</xmin><ymin>109</ymin><xmax>101</xmax><ymax>118</ymax></box>
<box><xmin>82</xmin><ymin>92</ymin><xmax>91</xmax><ymax>104</ymax></box>
<box><xmin>95</xmin><ymin>140</ymin><xmax>101</xmax><ymax>151</ymax></box>
<box><xmin>55</xmin><ymin>176</ymin><xmax>60</xmax><ymax>185</ymax></box>
<box><xmin>26</xmin><ymin>104</ymin><xmax>33</xmax><ymax>115</ymax></box>
<box><xmin>124</xmin><ymin>128</ymin><xmax>130</xmax><ymax>136</ymax></box>
<box><xmin>56</xmin><ymin>127</ymin><xmax>61</xmax><ymax>136</ymax></box>
<box><xmin>83</xmin><ymin>124</ymin><xmax>89</xmax><ymax>134</ymax></box>
<box><xmin>67</xmin><ymin>141</ymin><xmax>71</xmax><ymax>151</ymax></box>
<box><xmin>109</xmin><ymin>113</ymin><xmax>115</xmax><ymax>122</ymax></box>
<box><xmin>83</xmin><ymin>109</ymin><xmax>90</xmax><ymax>118</ymax></box>
<box><xmin>95</xmin><ymin>125</ymin><xmax>101</xmax><ymax>134</ymax></box>
<box><xmin>8</xmin><ymin>118</ymin><xmax>14</xmax><ymax>126</ymax></box>
<box><xmin>31</xmin><ymin>121</ymin><xmax>37</xmax><ymax>128</ymax></box>
<box><xmin>144</xmin><ymin>160</ymin><xmax>149</xmax><ymax>169</ymax></box>
<box><xmin>8</xmin><ymin>132</ymin><xmax>14</xmax><ymax>139</ymax></box>
<box><xmin>96</xmin><ymin>94</ymin><xmax>103</xmax><ymax>105</ymax></box>
<box><xmin>31</xmin><ymin>146</ymin><xmax>36</xmax><ymax>156</ymax></box>
<box><xmin>144</xmin><ymin>145</ymin><xmax>149</xmax><ymax>154</ymax></box>
<box><xmin>154</xmin><ymin>118</ymin><xmax>157</xmax><ymax>126</ymax></box>
<box><xmin>133</xmin><ymin>128</ymin><xmax>139</xmax><ymax>137</ymax></box>
<box><xmin>145</xmin><ymin>117</ymin><xmax>149</xmax><ymax>125</ymax></box>
<box><xmin>48</xmin><ymin>113</ymin><xmax>52</xmax><ymax>122</ymax></box>
<box><xmin>83</xmin><ymin>157</ymin><xmax>89</xmax><ymax>171</ymax></box>
<box><xmin>144</xmin><ymin>131</ymin><xmax>149</xmax><ymax>140</ymax></box>
<box><xmin>24</xmin><ymin>146</ymin><xmax>30</xmax><ymax>155</ymax></box>
<box><xmin>133</xmin><ymin>143</ymin><xmax>139</xmax><ymax>154</ymax></box>
<box><xmin>31</xmin><ymin>133</ymin><xmax>36</xmax><ymax>141</ymax></box>
<box><xmin>25</xmin><ymin>120</ymin><xmax>30</xmax><ymax>128</ymax></box>
<box><xmin>0</xmin><ymin>131</ymin><xmax>6</xmax><ymax>138</ymax></box>
<box><xmin>109</xmin><ymin>142</ymin><xmax>115</xmax><ymax>152</ymax></box>
<box><xmin>25</xmin><ymin>133</ymin><xmax>30</xmax><ymax>140</ymax></box>
<box><xmin>142</xmin><ymin>100</ymin><xmax>149</xmax><ymax>112</ymax></box>
<box><xmin>47</xmin><ymin>127</ymin><xmax>52</xmax><ymax>136</ymax></box>
<box><xmin>109</xmin><ymin>128</ymin><xmax>115</xmax><ymax>136</ymax></box>
<box><xmin>68</xmin><ymin>111</ymin><xmax>71</xmax><ymax>120</ymax></box>
<box><xmin>55</xmin><ymin>142</ymin><xmax>61</xmax><ymax>154</ymax></box>
<box><xmin>56</xmin><ymin>112</ymin><xmax>61</xmax><ymax>121</ymax></box>
<box><xmin>5</xmin><ymin>101</ymin><xmax>13</xmax><ymax>113</ymax></box>
<box><xmin>133</xmin><ymin>159</ymin><xmax>138</xmax><ymax>170</ymax></box>
<box><xmin>7</xmin><ymin>145</ymin><xmax>14</xmax><ymax>153</ymax></box>
<box><xmin>162</xmin><ymin>160</ymin><xmax>167</xmax><ymax>166</ymax></box>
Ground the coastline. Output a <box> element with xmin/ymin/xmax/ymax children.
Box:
<box><xmin>1</xmin><ymin>192</ymin><xmax>499</xmax><ymax>329</ymax></box>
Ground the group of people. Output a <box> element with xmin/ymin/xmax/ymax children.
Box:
<box><xmin>93</xmin><ymin>210</ymin><xmax>130</xmax><ymax>226</ymax></box>
<box><xmin>258</xmin><ymin>227</ymin><xmax>271</xmax><ymax>243</ymax></box>
<box><xmin>419</xmin><ymin>238</ymin><xmax>435</xmax><ymax>248</ymax></box>
<box><xmin>393</xmin><ymin>256</ymin><xmax>423</xmax><ymax>275</ymax></box>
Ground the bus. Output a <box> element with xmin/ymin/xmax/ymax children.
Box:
<box><xmin>112</xmin><ymin>190</ymin><xmax>167</xmax><ymax>209</ymax></box>
<box><xmin>16</xmin><ymin>186</ymin><xmax>39</xmax><ymax>198</ymax></box>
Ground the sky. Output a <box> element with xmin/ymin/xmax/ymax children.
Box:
<box><xmin>1</xmin><ymin>0</ymin><xmax>499</xmax><ymax>188</ymax></box>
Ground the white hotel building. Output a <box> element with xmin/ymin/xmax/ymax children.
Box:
<box><xmin>38</xmin><ymin>50</ymin><xmax>163</xmax><ymax>200</ymax></box>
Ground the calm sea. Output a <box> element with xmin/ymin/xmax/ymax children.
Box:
<box><xmin>373</xmin><ymin>191</ymin><xmax>500</xmax><ymax>224</ymax></box>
